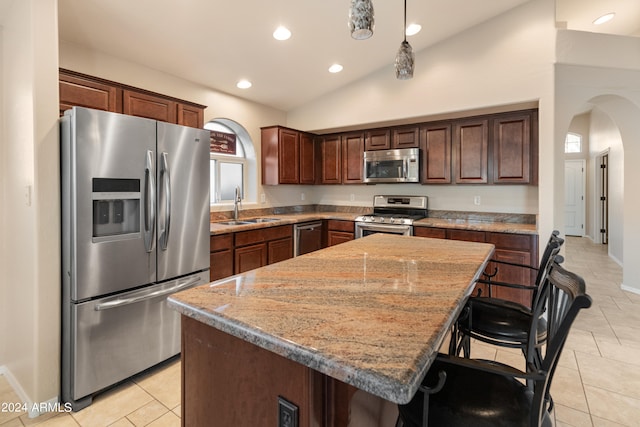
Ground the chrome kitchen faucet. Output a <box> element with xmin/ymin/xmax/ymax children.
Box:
<box><xmin>233</xmin><ymin>186</ymin><xmax>242</xmax><ymax>220</ymax></box>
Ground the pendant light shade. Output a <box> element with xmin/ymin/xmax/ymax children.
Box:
<box><xmin>395</xmin><ymin>40</ymin><xmax>414</xmax><ymax>80</ymax></box>
<box><xmin>395</xmin><ymin>0</ymin><xmax>414</xmax><ymax>80</ymax></box>
<box><xmin>349</xmin><ymin>0</ymin><xmax>374</xmax><ymax>40</ymax></box>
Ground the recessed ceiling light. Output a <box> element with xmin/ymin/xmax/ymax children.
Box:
<box><xmin>593</xmin><ymin>12</ymin><xmax>615</xmax><ymax>25</ymax></box>
<box><xmin>236</xmin><ymin>80</ymin><xmax>252</xmax><ymax>89</ymax></box>
<box><xmin>328</xmin><ymin>64</ymin><xmax>344</xmax><ymax>73</ymax></box>
<box><xmin>273</xmin><ymin>26</ymin><xmax>292</xmax><ymax>41</ymax></box>
<box><xmin>406</xmin><ymin>23</ymin><xmax>422</xmax><ymax>36</ymax></box>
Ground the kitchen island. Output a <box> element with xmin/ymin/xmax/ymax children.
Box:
<box><xmin>168</xmin><ymin>234</ymin><xmax>494</xmax><ymax>426</ymax></box>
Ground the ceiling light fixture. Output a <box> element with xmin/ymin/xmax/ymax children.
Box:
<box><xmin>348</xmin><ymin>0</ymin><xmax>374</xmax><ymax>40</ymax></box>
<box><xmin>273</xmin><ymin>26</ymin><xmax>291</xmax><ymax>41</ymax></box>
<box><xmin>328</xmin><ymin>64</ymin><xmax>344</xmax><ymax>73</ymax></box>
<box><xmin>236</xmin><ymin>80</ymin><xmax>252</xmax><ymax>89</ymax></box>
<box><xmin>406</xmin><ymin>23</ymin><xmax>422</xmax><ymax>36</ymax></box>
<box><xmin>593</xmin><ymin>12</ymin><xmax>615</xmax><ymax>25</ymax></box>
<box><xmin>395</xmin><ymin>0</ymin><xmax>414</xmax><ymax>80</ymax></box>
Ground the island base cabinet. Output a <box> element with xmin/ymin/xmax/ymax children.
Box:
<box><xmin>181</xmin><ymin>316</ymin><xmax>365</xmax><ymax>427</ymax></box>
<box><xmin>181</xmin><ymin>316</ymin><xmax>324</xmax><ymax>427</ymax></box>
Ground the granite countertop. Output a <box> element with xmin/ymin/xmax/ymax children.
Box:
<box><xmin>209</xmin><ymin>212</ymin><xmax>360</xmax><ymax>235</ymax></box>
<box><xmin>168</xmin><ymin>234</ymin><xmax>494</xmax><ymax>404</ymax></box>
<box><xmin>210</xmin><ymin>211</ymin><xmax>537</xmax><ymax>235</ymax></box>
<box><xmin>414</xmin><ymin>218</ymin><xmax>537</xmax><ymax>235</ymax></box>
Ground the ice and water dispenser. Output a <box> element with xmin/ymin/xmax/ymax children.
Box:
<box><xmin>92</xmin><ymin>178</ymin><xmax>141</xmax><ymax>240</ymax></box>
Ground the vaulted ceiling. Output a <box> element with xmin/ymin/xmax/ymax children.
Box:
<box><xmin>58</xmin><ymin>0</ymin><xmax>640</xmax><ymax>112</ymax></box>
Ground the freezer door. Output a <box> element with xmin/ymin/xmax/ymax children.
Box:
<box><xmin>62</xmin><ymin>270</ymin><xmax>209</xmax><ymax>407</ymax></box>
<box><xmin>156</xmin><ymin>122</ymin><xmax>210</xmax><ymax>281</ymax></box>
<box><xmin>62</xmin><ymin>107</ymin><xmax>158</xmax><ymax>301</ymax></box>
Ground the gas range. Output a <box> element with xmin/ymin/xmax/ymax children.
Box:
<box><xmin>355</xmin><ymin>195</ymin><xmax>428</xmax><ymax>231</ymax></box>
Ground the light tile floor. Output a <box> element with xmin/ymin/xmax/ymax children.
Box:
<box><xmin>0</xmin><ymin>357</ymin><xmax>181</xmax><ymax>427</ymax></box>
<box><xmin>1</xmin><ymin>236</ymin><xmax>639</xmax><ymax>426</ymax></box>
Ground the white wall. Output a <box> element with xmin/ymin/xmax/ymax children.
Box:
<box><xmin>286</xmin><ymin>0</ymin><xmax>555</xmax><ymax>226</ymax></box>
<box><xmin>556</xmin><ymin>29</ymin><xmax>640</xmax><ymax>292</ymax></box>
<box><xmin>60</xmin><ymin>41</ymin><xmax>291</xmax><ymax>211</ymax></box>
<box><xmin>0</xmin><ymin>0</ymin><xmax>6</xmax><ymax>374</ymax></box>
<box><xmin>0</xmin><ymin>0</ymin><xmax>60</xmax><ymax>409</ymax></box>
<box><xmin>589</xmin><ymin>108</ymin><xmax>623</xmax><ymax>264</ymax></box>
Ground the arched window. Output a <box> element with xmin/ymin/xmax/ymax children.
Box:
<box><xmin>565</xmin><ymin>132</ymin><xmax>582</xmax><ymax>153</ymax></box>
<box><xmin>204</xmin><ymin>119</ymin><xmax>257</xmax><ymax>206</ymax></box>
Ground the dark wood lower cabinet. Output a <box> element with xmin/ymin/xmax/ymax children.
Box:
<box><xmin>235</xmin><ymin>243</ymin><xmax>268</xmax><ymax>274</ymax></box>
<box><xmin>414</xmin><ymin>226</ymin><xmax>538</xmax><ymax>307</ymax></box>
<box><xmin>182</xmin><ymin>316</ymin><xmax>330</xmax><ymax>427</ymax></box>
<box><xmin>327</xmin><ymin>231</ymin><xmax>354</xmax><ymax>246</ymax></box>
<box><xmin>268</xmin><ymin>237</ymin><xmax>293</xmax><ymax>264</ymax></box>
<box><xmin>210</xmin><ymin>234</ymin><xmax>234</xmax><ymax>281</ymax></box>
<box><xmin>413</xmin><ymin>227</ymin><xmax>446</xmax><ymax>239</ymax></box>
<box><xmin>485</xmin><ymin>248</ymin><xmax>533</xmax><ymax>306</ymax></box>
<box><xmin>211</xmin><ymin>225</ymin><xmax>294</xmax><ymax>278</ymax></box>
<box><xmin>326</xmin><ymin>220</ymin><xmax>354</xmax><ymax>247</ymax></box>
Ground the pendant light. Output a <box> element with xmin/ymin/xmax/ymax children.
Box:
<box><xmin>395</xmin><ymin>0</ymin><xmax>414</xmax><ymax>80</ymax></box>
<box><xmin>349</xmin><ymin>0</ymin><xmax>375</xmax><ymax>40</ymax></box>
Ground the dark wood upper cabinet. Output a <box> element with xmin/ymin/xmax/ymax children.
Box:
<box><xmin>392</xmin><ymin>126</ymin><xmax>419</xmax><ymax>149</ymax></box>
<box><xmin>123</xmin><ymin>89</ymin><xmax>177</xmax><ymax>123</ymax></box>
<box><xmin>341</xmin><ymin>132</ymin><xmax>365</xmax><ymax>184</ymax></box>
<box><xmin>364</xmin><ymin>126</ymin><xmax>418</xmax><ymax>150</ymax></box>
<box><xmin>420</xmin><ymin>123</ymin><xmax>452</xmax><ymax>184</ymax></box>
<box><xmin>492</xmin><ymin>112</ymin><xmax>532</xmax><ymax>184</ymax></box>
<box><xmin>263</xmin><ymin>109</ymin><xmax>537</xmax><ymax>187</ymax></box>
<box><xmin>261</xmin><ymin>126</ymin><xmax>316</xmax><ymax>185</ymax></box>
<box><xmin>299</xmin><ymin>132</ymin><xmax>316</xmax><ymax>184</ymax></box>
<box><xmin>453</xmin><ymin>119</ymin><xmax>489</xmax><ymax>184</ymax></box>
<box><xmin>59</xmin><ymin>69</ymin><xmax>205</xmax><ymax>128</ymax></box>
<box><xmin>320</xmin><ymin>135</ymin><xmax>342</xmax><ymax>184</ymax></box>
<box><xmin>365</xmin><ymin>128</ymin><xmax>391</xmax><ymax>151</ymax></box>
<box><xmin>178</xmin><ymin>103</ymin><xmax>204</xmax><ymax>128</ymax></box>
<box><xmin>59</xmin><ymin>72</ymin><xmax>121</xmax><ymax>115</ymax></box>
<box><xmin>261</xmin><ymin>126</ymin><xmax>299</xmax><ymax>185</ymax></box>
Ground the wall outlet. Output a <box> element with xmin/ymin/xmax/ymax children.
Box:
<box><xmin>350</xmin><ymin>194</ymin><xmax>355</xmax><ymax>202</ymax></box>
<box><xmin>278</xmin><ymin>396</ymin><xmax>298</xmax><ymax>427</ymax></box>
<box><xmin>474</xmin><ymin>196</ymin><xmax>481</xmax><ymax>206</ymax></box>
<box><xmin>260</xmin><ymin>193</ymin><xmax>266</xmax><ymax>203</ymax></box>
<box><xmin>301</xmin><ymin>192</ymin><xmax>305</xmax><ymax>201</ymax></box>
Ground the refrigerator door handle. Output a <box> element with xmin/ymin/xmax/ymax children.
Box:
<box><xmin>143</xmin><ymin>150</ymin><xmax>156</xmax><ymax>252</ymax></box>
<box><xmin>94</xmin><ymin>275</ymin><xmax>203</xmax><ymax>311</ymax></box>
<box><xmin>159</xmin><ymin>152</ymin><xmax>171</xmax><ymax>251</ymax></box>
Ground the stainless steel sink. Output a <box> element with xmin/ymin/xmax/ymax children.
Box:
<box><xmin>217</xmin><ymin>218</ymin><xmax>280</xmax><ymax>226</ymax></box>
<box><xmin>217</xmin><ymin>220</ymin><xmax>253</xmax><ymax>225</ymax></box>
<box><xmin>247</xmin><ymin>218</ymin><xmax>280</xmax><ymax>223</ymax></box>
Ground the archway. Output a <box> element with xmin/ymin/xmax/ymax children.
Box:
<box><xmin>557</xmin><ymin>88</ymin><xmax>640</xmax><ymax>294</ymax></box>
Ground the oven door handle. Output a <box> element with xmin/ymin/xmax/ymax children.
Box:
<box><xmin>358</xmin><ymin>223</ymin><xmax>412</xmax><ymax>232</ymax></box>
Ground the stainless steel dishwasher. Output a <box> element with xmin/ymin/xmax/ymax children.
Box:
<box><xmin>294</xmin><ymin>221</ymin><xmax>323</xmax><ymax>256</ymax></box>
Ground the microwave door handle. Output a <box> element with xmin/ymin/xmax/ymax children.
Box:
<box><xmin>403</xmin><ymin>158</ymin><xmax>408</xmax><ymax>180</ymax></box>
<box><xmin>159</xmin><ymin>152</ymin><xmax>171</xmax><ymax>251</ymax></box>
<box><xmin>143</xmin><ymin>150</ymin><xmax>156</xmax><ymax>253</ymax></box>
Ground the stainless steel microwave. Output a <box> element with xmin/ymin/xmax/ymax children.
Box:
<box><xmin>363</xmin><ymin>148</ymin><xmax>420</xmax><ymax>183</ymax></box>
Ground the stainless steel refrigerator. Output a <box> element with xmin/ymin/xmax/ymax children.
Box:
<box><xmin>60</xmin><ymin>107</ymin><xmax>210</xmax><ymax>410</ymax></box>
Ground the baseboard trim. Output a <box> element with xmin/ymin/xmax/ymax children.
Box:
<box><xmin>621</xmin><ymin>284</ymin><xmax>640</xmax><ymax>296</ymax></box>
<box><xmin>0</xmin><ymin>366</ymin><xmax>61</xmax><ymax>418</ymax></box>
